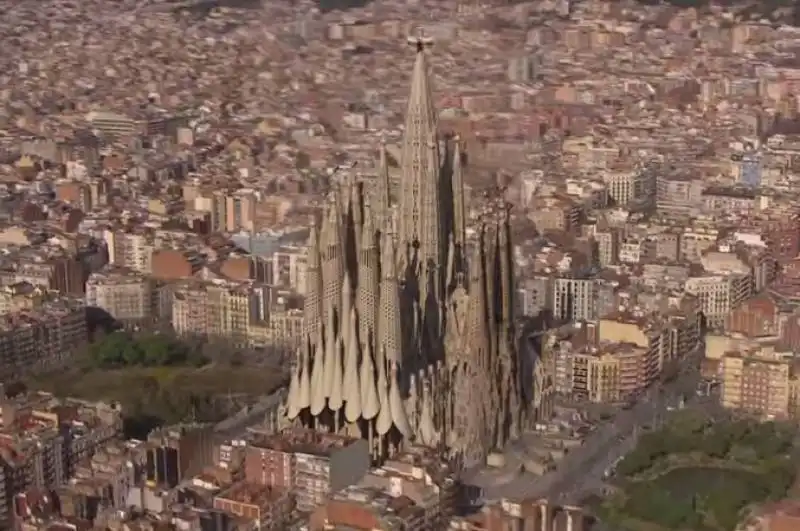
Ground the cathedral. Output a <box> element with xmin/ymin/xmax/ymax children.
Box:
<box><xmin>284</xmin><ymin>37</ymin><xmax>545</xmax><ymax>467</ymax></box>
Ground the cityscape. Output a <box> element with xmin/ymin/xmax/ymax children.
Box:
<box><xmin>0</xmin><ymin>0</ymin><xmax>800</xmax><ymax>530</ymax></box>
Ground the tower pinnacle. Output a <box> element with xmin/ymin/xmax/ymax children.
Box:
<box><xmin>399</xmin><ymin>30</ymin><xmax>442</xmax><ymax>270</ymax></box>
<box><xmin>406</xmin><ymin>31</ymin><xmax>434</xmax><ymax>53</ymax></box>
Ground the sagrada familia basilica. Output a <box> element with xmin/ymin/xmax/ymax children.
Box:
<box><xmin>285</xmin><ymin>37</ymin><xmax>551</xmax><ymax>467</ymax></box>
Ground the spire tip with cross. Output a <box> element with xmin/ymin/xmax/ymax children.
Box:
<box><xmin>407</xmin><ymin>29</ymin><xmax>434</xmax><ymax>53</ymax></box>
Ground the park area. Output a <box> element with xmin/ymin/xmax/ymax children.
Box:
<box><xmin>595</xmin><ymin>411</ymin><xmax>798</xmax><ymax>531</ymax></box>
<box><xmin>26</xmin><ymin>331</ymin><xmax>287</xmax><ymax>438</ymax></box>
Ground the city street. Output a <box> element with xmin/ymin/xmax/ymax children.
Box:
<box><xmin>477</xmin><ymin>347</ymin><xmax>719</xmax><ymax>504</ymax></box>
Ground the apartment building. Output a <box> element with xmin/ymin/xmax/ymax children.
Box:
<box><xmin>564</xmin><ymin>179</ymin><xmax>609</xmax><ymax>211</ymax></box>
<box><xmin>592</xmin><ymin>227</ymin><xmax>619</xmax><ymax>266</ymax></box>
<box><xmin>599</xmin><ymin>165</ymin><xmax>655</xmax><ymax>207</ymax></box>
<box><xmin>601</xmin><ymin>169</ymin><xmax>638</xmax><ymax>205</ymax></box>
<box><xmin>172</xmin><ymin>280</ymin><xmax>302</xmax><ymax>348</ymax></box>
<box><xmin>720</xmin><ymin>345</ymin><xmax>798</xmax><ymax>419</ymax></box>
<box><xmin>103</xmin><ymin>229</ymin><xmax>154</xmax><ymax>274</ymax></box>
<box><xmin>0</xmin><ymin>297</ymin><xmax>87</xmax><ymax>378</ymax></box>
<box><xmin>680</xmin><ymin>225</ymin><xmax>719</xmax><ymax>263</ymax></box>
<box><xmin>0</xmin><ymin>245</ymin><xmax>88</xmax><ymax>297</ymax></box>
<box><xmin>452</xmin><ymin>498</ymin><xmax>589</xmax><ymax>531</ymax></box>
<box><xmin>0</xmin><ymin>282</ymin><xmax>48</xmax><ymax>314</ymax></box>
<box><xmin>55</xmin><ymin>180</ymin><xmax>94</xmax><ymax>212</ymax></box>
<box><xmin>516</xmin><ymin>276</ymin><xmax>552</xmax><ymax>317</ymax></box>
<box><xmin>651</xmin><ymin>230</ymin><xmax>681</xmax><ymax>262</ymax></box>
<box><xmin>23</xmin><ymin>439</ymin><xmax>148</xmax><ymax>526</ymax></box>
<box><xmin>563</xmin><ymin>137</ymin><xmax>620</xmax><ymax>171</ymax></box>
<box><xmin>701</xmin><ymin>186</ymin><xmax>757</xmax><ymax>217</ymax></box>
<box><xmin>172</xmin><ymin>280</ymin><xmax>261</xmax><ymax>343</ymax></box>
<box><xmin>572</xmin><ymin>349</ymin><xmax>623</xmax><ymax>403</ymax></box>
<box><xmin>655</xmin><ymin>173</ymin><xmax>704</xmax><ymax>216</ymax></box>
<box><xmin>685</xmin><ymin>271</ymin><xmax>752</xmax><ymax>330</ymax></box>
<box><xmin>269</xmin><ymin>245</ymin><xmax>308</xmax><ymax>293</ymax></box>
<box><xmin>618</xmin><ymin>236</ymin><xmax>649</xmax><ymax>264</ymax></box>
<box><xmin>184</xmin><ymin>186</ymin><xmax>293</xmax><ymax>234</ymax></box>
<box><xmin>552</xmin><ymin>277</ymin><xmax>596</xmax><ymax>322</ymax></box>
<box><xmin>727</xmin><ymin>293</ymin><xmax>781</xmax><ymax>339</ymax></box>
<box><xmin>86</xmin><ymin>268</ymin><xmax>153</xmax><ymax>327</ymax></box>
<box><xmin>213</xmin><ymin>481</ymin><xmax>294</xmax><ymax>531</ymax></box>
<box><xmin>310</xmin><ymin>446</ymin><xmax>459</xmax><ymax>531</ymax></box>
<box><xmin>144</xmin><ymin>424</ymin><xmax>215</xmax><ymax>490</ymax></box>
<box><xmin>596</xmin><ymin>307</ymin><xmax>702</xmax><ymax>397</ymax></box>
<box><xmin>528</xmin><ymin>195</ymin><xmax>582</xmax><ymax>233</ymax></box>
<box><xmin>0</xmin><ymin>392</ymin><xmax>122</xmax><ymax>527</ymax></box>
<box><xmin>86</xmin><ymin>109</ymin><xmax>186</xmax><ymax>139</ymax></box>
<box><xmin>244</xmin><ymin>428</ymin><xmax>370</xmax><ymax>513</ymax></box>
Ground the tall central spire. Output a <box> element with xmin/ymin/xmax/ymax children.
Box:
<box><xmin>398</xmin><ymin>33</ymin><xmax>442</xmax><ymax>274</ymax></box>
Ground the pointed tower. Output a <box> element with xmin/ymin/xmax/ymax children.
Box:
<box><xmin>451</xmin><ymin>137</ymin><xmax>467</xmax><ymax>275</ymax></box>
<box><xmin>321</xmin><ymin>196</ymin><xmax>345</xmax><ymax>330</ymax></box>
<box><xmin>343</xmin><ymin>307</ymin><xmax>362</xmax><ymax>423</ymax></box>
<box><xmin>377</xmin><ymin>231</ymin><xmax>404</xmax><ymax>365</ymax></box>
<box><xmin>286</xmin><ymin>346</ymin><xmax>303</xmax><ymax>421</ymax></box>
<box><xmin>298</xmin><ymin>338</ymin><xmax>312</xmax><ymax>413</ymax></box>
<box><xmin>375</xmin><ymin>141</ymin><xmax>393</xmax><ymax>233</ymax></box>
<box><xmin>398</xmin><ymin>34</ymin><xmax>444</xmax><ymax>276</ymax></box>
<box><xmin>309</xmin><ymin>331</ymin><xmax>327</xmax><ymax>417</ymax></box>
<box><xmin>447</xmin><ymin>236</ymin><xmax>495</xmax><ymax>464</ymax></box>
<box><xmin>357</xmin><ymin>208</ymin><xmax>379</xmax><ymax>351</ymax></box>
<box><xmin>375</xmin><ymin>348</ymin><xmax>393</xmax><ymax>438</ymax></box>
<box><xmin>465</xmin><ymin>232</ymin><xmax>491</xmax><ymax>370</ymax></box>
<box><xmin>360</xmin><ymin>340</ymin><xmax>380</xmax><ymax>421</ymax></box>
<box><xmin>495</xmin><ymin>203</ymin><xmax>518</xmax><ymax>445</ymax></box>
<box><xmin>303</xmin><ymin>220</ymin><xmax>323</xmax><ymax>342</ymax></box>
<box><xmin>497</xmin><ymin>204</ymin><xmax>515</xmax><ymax>331</ymax></box>
<box><xmin>346</xmin><ymin>180</ymin><xmax>363</xmax><ymax>276</ymax></box>
<box><xmin>483</xmin><ymin>214</ymin><xmax>500</xmax><ymax>368</ymax></box>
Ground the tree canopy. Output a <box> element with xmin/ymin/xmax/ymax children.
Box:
<box><xmin>606</xmin><ymin>416</ymin><xmax>798</xmax><ymax>531</ymax></box>
<box><xmin>85</xmin><ymin>332</ymin><xmax>208</xmax><ymax>369</ymax></box>
<box><xmin>616</xmin><ymin>416</ymin><xmax>794</xmax><ymax>478</ymax></box>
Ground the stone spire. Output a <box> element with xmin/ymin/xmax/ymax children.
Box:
<box><xmin>297</xmin><ymin>339</ymin><xmax>311</xmax><ymax>412</ymax></box>
<box><xmin>323</xmin><ymin>296</ymin><xmax>337</xmax><ymax>401</ymax></box>
<box><xmin>321</xmin><ymin>197</ymin><xmax>344</xmax><ymax>329</ymax></box>
<box><xmin>483</xmin><ymin>217</ymin><xmax>499</xmax><ymax>368</ymax></box>
<box><xmin>389</xmin><ymin>361</ymin><xmax>412</xmax><ymax>438</ymax></box>
<box><xmin>495</xmin><ymin>204</ymin><xmax>518</xmax><ymax>445</ymax></box>
<box><xmin>328</xmin><ymin>336</ymin><xmax>344</xmax><ymax>414</ymax></box>
<box><xmin>465</xmin><ymin>234</ymin><xmax>490</xmax><ymax>369</ymax></box>
<box><xmin>497</xmin><ymin>205</ymin><xmax>515</xmax><ymax>329</ymax></box>
<box><xmin>309</xmin><ymin>331</ymin><xmax>326</xmax><ymax>417</ymax></box>
<box><xmin>303</xmin><ymin>220</ymin><xmax>323</xmax><ymax>341</ymax></box>
<box><xmin>343</xmin><ymin>307</ymin><xmax>362</xmax><ymax>423</ymax></box>
<box><xmin>360</xmin><ymin>340</ymin><xmax>380</xmax><ymax>420</ymax></box>
<box><xmin>375</xmin><ymin>141</ymin><xmax>392</xmax><ymax>233</ymax></box>
<box><xmin>348</xmin><ymin>180</ymin><xmax>363</xmax><ymax>262</ymax></box>
<box><xmin>398</xmin><ymin>34</ymin><xmax>442</xmax><ymax>271</ymax></box>
<box><xmin>286</xmin><ymin>345</ymin><xmax>302</xmax><ymax>420</ymax></box>
<box><xmin>451</xmin><ymin>138</ymin><xmax>467</xmax><ymax>272</ymax></box>
<box><xmin>375</xmin><ymin>348</ymin><xmax>393</xmax><ymax>437</ymax></box>
<box><xmin>357</xmin><ymin>208</ymin><xmax>379</xmax><ymax>351</ymax></box>
<box><xmin>378</xmin><ymin>231</ymin><xmax>403</xmax><ymax>365</ymax></box>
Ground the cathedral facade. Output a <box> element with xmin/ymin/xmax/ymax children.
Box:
<box><xmin>284</xmin><ymin>39</ymin><xmax>545</xmax><ymax>467</ymax></box>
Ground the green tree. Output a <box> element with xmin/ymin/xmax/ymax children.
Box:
<box><xmin>86</xmin><ymin>332</ymin><xmax>206</xmax><ymax>369</ymax></box>
<box><xmin>700</xmin><ymin>431</ymin><xmax>731</xmax><ymax>458</ymax></box>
